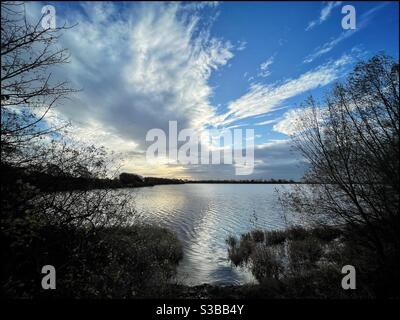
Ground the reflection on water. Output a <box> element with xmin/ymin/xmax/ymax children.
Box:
<box><xmin>127</xmin><ymin>184</ymin><xmax>296</xmax><ymax>286</ymax></box>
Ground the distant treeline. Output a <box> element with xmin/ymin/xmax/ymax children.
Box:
<box><xmin>186</xmin><ymin>179</ymin><xmax>300</xmax><ymax>184</ymax></box>
<box><xmin>119</xmin><ymin>172</ymin><xmax>185</xmax><ymax>187</ymax></box>
<box><xmin>3</xmin><ymin>164</ymin><xmax>300</xmax><ymax>192</ymax></box>
<box><xmin>2</xmin><ymin>165</ymin><xmax>184</xmax><ymax>192</ymax></box>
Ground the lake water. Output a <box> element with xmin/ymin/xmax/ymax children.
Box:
<box><xmin>129</xmin><ymin>183</ymin><xmax>297</xmax><ymax>286</ymax></box>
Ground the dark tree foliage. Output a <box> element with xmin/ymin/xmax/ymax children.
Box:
<box><xmin>1</xmin><ymin>2</ymin><xmax>182</xmax><ymax>298</ymax></box>
<box><xmin>227</xmin><ymin>55</ymin><xmax>399</xmax><ymax>298</ymax></box>
<box><xmin>281</xmin><ymin>54</ymin><xmax>399</xmax><ymax>297</ymax></box>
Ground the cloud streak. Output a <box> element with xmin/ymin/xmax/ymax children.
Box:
<box><xmin>258</xmin><ymin>56</ymin><xmax>274</xmax><ymax>78</ymax></box>
<box><xmin>213</xmin><ymin>54</ymin><xmax>352</xmax><ymax>127</ymax></box>
<box><xmin>304</xmin><ymin>2</ymin><xmax>389</xmax><ymax>63</ymax></box>
<box><xmin>306</xmin><ymin>1</ymin><xmax>342</xmax><ymax>31</ymax></box>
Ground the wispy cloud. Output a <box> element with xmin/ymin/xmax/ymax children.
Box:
<box><xmin>255</xmin><ymin>118</ymin><xmax>280</xmax><ymax>126</ymax></box>
<box><xmin>213</xmin><ymin>54</ymin><xmax>352</xmax><ymax>127</ymax></box>
<box><xmin>273</xmin><ymin>108</ymin><xmax>307</xmax><ymax>136</ymax></box>
<box><xmin>258</xmin><ymin>56</ymin><xmax>274</xmax><ymax>78</ymax></box>
<box><xmin>237</xmin><ymin>40</ymin><xmax>247</xmax><ymax>51</ymax></box>
<box><xmin>181</xmin><ymin>1</ymin><xmax>220</xmax><ymax>11</ymax></box>
<box><xmin>25</xmin><ymin>2</ymin><xmax>238</xmax><ymax>176</ymax></box>
<box><xmin>304</xmin><ymin>2</ymin><xmax>389</xmax><ymax>63</ymax></box>
<box><xmin>306</xmin><ymin>1</ymin><xmax>342</xmax><ymax>31</ymax></box>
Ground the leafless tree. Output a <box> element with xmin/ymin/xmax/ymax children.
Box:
<box><xmin>1</xmin><ymin>2</ymin><xmax>133</xmax><ymax>229</ymax></box>
<box><xmin>283</xmin><ymin>54</ymin><xmax>399</xmax><ymax>268</ymax></box>
<box><xmin>1</xmin><ymin>1</ymin><xmax>77</xmax><ymax>163</ymax></box>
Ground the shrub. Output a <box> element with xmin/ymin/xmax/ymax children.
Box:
<box><xmin>226</xmin><ymin>234</ymin><xmax>255</xmax><ymax>267</ymax></box>
<box><xmin>264</xmin><ymin>230</ymin><xmax>287</xmax><ymax>246</ymax></box>
<box><xmin>226</xmin><ymin>225</ymin><xmax>353</xmax><ymax>298</ymax></box>
<box><xmin>1</xmin><ymin>221</ymin><xmax>183</xmax><ymax>298</ymax></box>
<box><xmin>311</xmin><ymin>225</ymin><xmax>343</xmax><ymax>242</ymax></box>
<box><xmin>250</xmin><ymin>246</ymin><xmax>283</xmax><ymax>282</ymax></box>
<box><xmin>288</xmin><ymin>237</ymin><xmax>323</xmax><ymax>275</ymax></box>
<box><xmin>285</xmin><ymin>226</ymin><xmax>309</xmax><ymax>241</ymax></box>
<box><xmin>250</xmin><ymin>229</ymin><xmax>265</xmax><ymax>243</ymax></box>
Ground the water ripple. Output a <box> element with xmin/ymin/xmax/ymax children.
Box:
<box><xmin>125</xmin><ymin>184</ymin><xmax>297</xmax><ymax>285</ymax></box>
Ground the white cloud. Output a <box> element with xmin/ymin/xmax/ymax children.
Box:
<box><xmin>13</xmin><ymin>1</ymin><xmax>251</xmax><ymax>180</ymax></box>
<box><xmin>303</xmin><ymin>31</ymin><xmax>355</xmax><ymax>63</ymax></box>
<box><xmin>213</xmin><ymin>54</ymin><xmax>352</xmax><ymax>127</ymax></box>
<box><xmin>27</xmin><ymin>2</ymin><xmax>237</xmax><ymax>177</ymax></box>
<box><xmin>256</xmin><ymin>139</ymin><xmax>289</xmax><ymax>149</ymax></box>
<box><xmin>304</xmin><ymin>3</ymin><xmax>389</xmax><ymax>63</ymax></box>
<box><xmin>306</xmin><ymin>1</ymin><xmax>342</xmax><ymax>31</ymax></box>
<box><xmin>273</xmin><ymin>104</ymin><xmax>329</xmax><ymax>136</ymax></box>
<box><xmin>255</xmin><ymin>118</ymin><xmax>280</xmax><ymax>126</ymax></box>
<box><xmin>237</xmin><ymin>40</ymin><xmax>247</xmax><ymax>51</ymax></box>
<box><xmin>180</xmin><ymin>1</ymin><xmax>219</xmax><ymax>10</ymax></box>
<box><xmin>272</xmin><ymin>108</ymin><xmax>305</xmax><ymax>136</ymax></box>
<box><xmin>258</xmin><ymin>56</ymin><xmax>274</xmax><ymax>78</ymax></box>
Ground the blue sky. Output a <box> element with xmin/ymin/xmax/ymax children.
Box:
<box><xmin>28</xmin><ymin>1</ymin><xmax>399</xmax><ymax>180</ymax></box>
<box><xmin>207</xmin><ymin>1</ymin><xmax>399</xmax><ymax>142</ymax></box>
